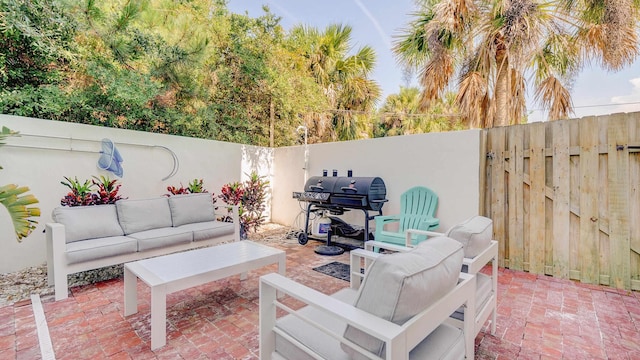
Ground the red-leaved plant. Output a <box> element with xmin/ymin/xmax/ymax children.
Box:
<box><xmin>60</xmin><ymin>176</ymin><xmax>125</xmax><ymax>206</ymax></box>
<box><xmin>219</xmin><ymin>172</ymin><xmax>269</xmax><ymax>236</ymax></box>
<box><xmin>60</xmin><ymin>176</ymin><xmax>99</xmax><ymax>206</ymax></box>
<box><xmin>92</xmin><ymin>175</ymin><xmax>125</xmax><ymax>204</ymax></box>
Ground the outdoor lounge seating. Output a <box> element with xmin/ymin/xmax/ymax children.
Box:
<box><xmin>46</xmin><ymin>193</ymin><xmax>240</xmax><ymax>301</ymax></box>
<box><xmin>373</xmin><ymin>186</ymin><xmax>439</xmax><ymax>246</ymax></box>
<box><xmin>259</xmin><ymin>236</ymin><xmax>476</xmax><ymax>359</ymax></box>
<box><xmin>365</xmin><ymin>215</ymin><xmax>498</xmax><ymax>341</ymax></box>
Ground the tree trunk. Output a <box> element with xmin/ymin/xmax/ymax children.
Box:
<box><xmin>494</xmin><ymin>49</ymin><xmax>510</xmax><ymax>127</ymax></box>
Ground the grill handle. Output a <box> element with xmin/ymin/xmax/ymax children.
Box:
<box><xmin>340</xmin><ymin>186</ymin><xmax>357</xmax><ymax>192</ymax></box>
<box><xmin>370</xmin><ymin>199</ymin><xmax>389</xmax><ymax>203</ymax></box>
<box><xmin>309</xmin><ymin>185</ymin><xmax>324</xmax><ymax>191</ymax></box>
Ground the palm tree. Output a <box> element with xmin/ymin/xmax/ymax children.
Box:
<box><xmin>0</xmin><ymin>127</ymin><xmax>40</xmax><ymax>241</ymax></box>
<box><xmin>394</xmin><ymin>0</ymin><xmax>640</xmax><ymax>127</ymax></box>
<box><xmin>291</xmin><ymin>24</ymin><xmax>381</xmax><ymax>141</ymax></box>
<box><xmin>376</xmin><ymin>87</ymin><xmax>463</xmax><ymax>136</ymax></box>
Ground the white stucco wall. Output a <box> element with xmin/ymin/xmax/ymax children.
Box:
<box><xmin>0</xmin><ymin>115</ymin><xmax>246</xmax><ymax>273</ymax></box>
<box><xmin>1</xmin><ymin>115</ymin><xmax>481</xmax><ymax>273</ymax></box>
<box><xmin>270</xmin><ymin>130</ymin><xmax>482</xmax><ymax>233</ymax></box>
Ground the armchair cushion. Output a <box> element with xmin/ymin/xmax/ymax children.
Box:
<box><xmin>446</xmin><ymin>215</ymin><xmax>493</xmax><ymax>258</ymax></box>
<box><xmin>342</xmin><ymin>236</ymin><xmax>464</xmax><ymax>359</ymax></box>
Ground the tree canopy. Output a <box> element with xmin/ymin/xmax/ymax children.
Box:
<box><xmin>394</xmin><ymin>0</ymin><xmax>640</xmax><ymax>127</ymax></box>
<box><xmin>1</xmin><ymin>0</ymin><xmax>388</xmax><ymax>145</ymax></box>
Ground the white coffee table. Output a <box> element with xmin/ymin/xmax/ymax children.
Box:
<box><xmin>123</xmin><ymin>240</ymin><xmax>286</xmax><ymax>350</ymax></box>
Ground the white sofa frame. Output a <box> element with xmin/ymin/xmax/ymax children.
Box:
<box><xmin>259</xmin><ymin>248</ymin><xmax>476</xmax><ymax>360</ymax></box>
<box><xmin>46</xmin><ymin>206</ymin><xmax>240</xmax><ymax>301</ymax></box>
<box><xmin>365</xmin><ymin>231</ymin><xmax>498</xmax><ymax>341</ymax></box>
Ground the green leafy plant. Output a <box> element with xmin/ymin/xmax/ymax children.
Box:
<box><xmin>92</xmin><ymin>175</ymin><xmax>125</xmax><ymax>204</ymax></box>
<box><xmin>166</xmin><ymin>178</ymin><xmax>208</xmax><ymax>196</ymax></box>
<box><xmin>0</xmin><ymin>127</ymin><xmax>40</xmax><ymax>241</ymax></box>
<box><xmin>60</xmin><ymin>176</ymin><xmax>98</xmax><ymax>206</ymax></box>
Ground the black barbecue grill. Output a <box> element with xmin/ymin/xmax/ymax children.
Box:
<box><xmin>293</xmin><ymin>173</ymin><xmax>388</xmax><ymax>247</ymax></box>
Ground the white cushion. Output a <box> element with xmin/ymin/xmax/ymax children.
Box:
<box><xmin>65</xmin><ymin>235</ymin><xmax>136</xmax><ymax>264</ymax></box>
<box><xmin>52</xmin><ymin>205</ymin><xmax>124</xmax><ymax>243</ymax></box>
<box><xmin>127</xmin><ymin>227</ymin><xmax>193</xmax><ymax>251</ymax></box>
<box><xmin>177</xmin><ymin>221</ymin><xmax>234</xmax><ymax>241</ymax></box>
<box><xmin>343</xmin><ymin>236</ymin><xmax>464</xmax><ymax>359</ymax></box>
<box><xmin>168</xmin><ymin>193</ymin><xmax>216</xmax><ymax>227</ymax></box>
<box><xmin>116</xmin><ymin>197</ymin><xmax>172</xmax><ymax>235</ymax></box>
<box><xmin>446</xmin><ymin>215</ymin><xmax>493</xmax><ymax>258</ymax></box>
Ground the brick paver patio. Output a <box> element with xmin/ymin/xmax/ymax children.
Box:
<box><xmin>1</xmin><ymin>235</ymin><xmax>639</xmax><ymax>359</ymax></box>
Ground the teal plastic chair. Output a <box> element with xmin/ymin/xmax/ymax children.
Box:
<box><xmin>374</xmin><ymin>186</ymin><xmax>440</xmax><ymax>246</ymax></box>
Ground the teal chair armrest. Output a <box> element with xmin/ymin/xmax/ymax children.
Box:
<box><xmin>418</xmin><ymin>217</ymin><xmax>440</xmax><ymax>230</ymax></box>
<box><xmin>374</xmin><ymin>215</ymin><xmax>400</xmax><ymax>229</ymax></box>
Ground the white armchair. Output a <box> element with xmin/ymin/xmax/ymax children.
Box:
<box><xmin>259</xmin><ymin>236</ymin><xmax>476</xmax><ymax>359</ymax></box>
<box><xmin>366</xmin><ymin>215</ymin><xmax>498</xmax><ymax>342</ymax></box>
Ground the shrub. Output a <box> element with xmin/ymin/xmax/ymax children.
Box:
<box><xmin>60</xmin><ymin>176</ymin><xmax>124</xmax><ymax>206</ymax></box>
<box><xmin>219</xmin><ymin>172</ymin><xmax>269</xmax><ymax>235</ymax></box>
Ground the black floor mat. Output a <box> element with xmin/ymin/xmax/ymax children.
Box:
<box><xmin>312</xmin><ymin>261</ymin><xmax>351</xmax><ymax>282</ymax></box>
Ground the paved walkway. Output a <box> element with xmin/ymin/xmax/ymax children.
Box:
<box><xmin>1</xmin><ymin>237</ymin><xmax>639</xmax><ymax>359</ymax></box>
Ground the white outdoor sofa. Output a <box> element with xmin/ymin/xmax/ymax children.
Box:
<box><xmin>259</xmin><ymin>236</ymin><xmax>476</xmax><ymax>359</ymax></box>
<box><xmin>366</xmin><ymin>215</ymin><xmax>498</xmax><ymax>342</ymax></box>
<box><xmin>46</xmin><ymin>193</ymin><xmax>239</xmax><ymax>301</ymax></box>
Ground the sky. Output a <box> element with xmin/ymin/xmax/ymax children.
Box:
<box><xmin>226</xmin><ymin>0</ymin><xmax>640</xmax><ymax>122</ymax></box>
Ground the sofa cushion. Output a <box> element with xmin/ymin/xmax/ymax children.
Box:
<box><xmin>52</xmin><ymin>205</ymin><xmax>124</xmax><ymax>243</ymax></box>
<box><xmin>127</xmin><ymin>228</ymin><xmax>193</xmax><ymax>252</ymax></box>
<box><xmin>66</xmin><ymin>235</ymin><xmax>137</xmax><ymax>264</ymax></box>
<box><xmin>342</xmin><ymin>236</ymin><xmax>463</xmax><ymax>359</ymax></box>
<box><xmin>116</xmin><ymin>197</ymin><xmax>172</xmax><ymax>235</ymax></box>
<box><xmin>446</xmin><ymin>215</ymin><xmax>493</xmax><ymax>258</ymax></box>
<box><xmin>177</xmin><ymin>221</ymin><xmax>234</xmax><ymax>241</ymax></box>
<box><xmin>168</xmin><ymin>193</ymin><xmax>216</xmax><ymax>227</ymax></box>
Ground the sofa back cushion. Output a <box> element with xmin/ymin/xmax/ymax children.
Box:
<box><xmin>116</xmin><ymin>197</ymin><xmax>172</xmax><ymax>234</ymax></box>
<box><xmin>168</xmin><ymin>193</ymin><xmax>216</xmax><ymax>227</ymax></box>
<box><xmin>446</xmin><ymin>215</ymin><xmax>493</xmax><ymax>258</ymax></box>
<box><xmin>342</xmin><ymin>236</ymin><xmax>463</xmax><ymax>359</ymax></box>
<box><xmin>52</xmin><ymin>205</ymin><xmax>124</xmax><ymax>243</ymax></box>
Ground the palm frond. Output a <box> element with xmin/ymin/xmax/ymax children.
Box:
<box><xmin>456</xmin><ymin>71</ymin><xmax>487</xmax><ymax>127</ymax></box>
<box><xmin>534</xmin><ymin>76</ymin><xmax>573</xmax><ymax>121</ymax></box>
<box><xmin>0</xmin><ymin>184</ymin><xmax>40</xmax><ymax>242</ymax></box>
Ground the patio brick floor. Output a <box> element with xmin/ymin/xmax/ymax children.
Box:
<box><xmin>1</xmin><ymin>235</ymin><xmax>640</xmax><ymax>359</ymax></box>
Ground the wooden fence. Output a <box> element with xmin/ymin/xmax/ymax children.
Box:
<box><xmin>482</xmin><ymin>113</ymin><xmax>640</xmax><ymax>290</ymax></box>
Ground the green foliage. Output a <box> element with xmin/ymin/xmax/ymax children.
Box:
<box><xmin>166</xmin><ymin>179</ymin><xmax>210</xmax><ymax>198</ymax></box>
<box><xmin>374</xmin><ymin>88</ymin><xmax>464</xmax><ymax>137</ymax></box>
<box><xmin>60</xmin><ymin>176</ymin><xmax>98</xmax><ymax>206</ymax></box>
<box><xmin>0</xmin><ymin>127</ymin><xmax>40</xmax><ymax>241</ymax></box>
<box><xmin>0</xmin><ymin>0</ymin><xmax>76</xmax><ymax>88</ymax></box>
<box><xmin>0</xmin><ymin>0</ymin><xmax>386</xmax><ymax>145</ymax></box>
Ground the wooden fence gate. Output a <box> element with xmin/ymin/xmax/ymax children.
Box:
<box><xmin>483</xmin><ymin>113</ymin><xmax>640</xmax><ymax>290</ymax></box>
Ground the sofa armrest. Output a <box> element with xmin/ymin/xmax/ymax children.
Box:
<box><xmin>259</xmin><ymin>272</ymin><xmax>476</xmax><ymax>359</ymax></box>
<box><xmin>217</xmin><ymin>205</ymin><xmax>241</xmax><ymax>242</ymax></box>
<box><xmin>349</xmin><ymin>249</ymin><xmax>382</xmax><ymax>289</ymax></box>
<box><xmin>463</xmin><ymin>240</ymin><xmax>498</xmax><ymax>274</ymax></box>
<box><xmin>404</xmin><ymin>229</ymin><xmax>445</xmax><ymax>247</ymax></box>
<box><xmin>46</xmin><ymin>222</ymin><xmax>70</xmax><ymax>300</ymax></box>
<box><xmin>364</xmin><ymin>240</ymin><xmax>413</xmax><ymax>253</ymax></box>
